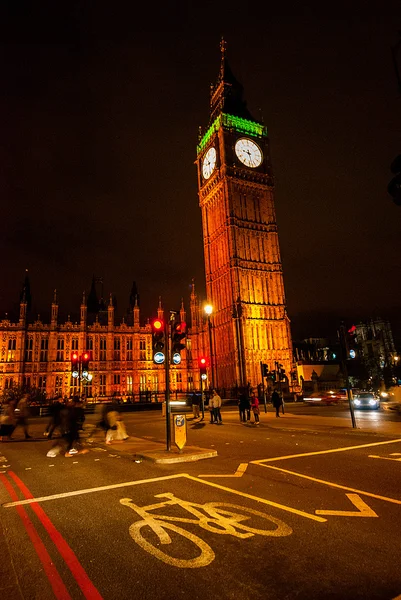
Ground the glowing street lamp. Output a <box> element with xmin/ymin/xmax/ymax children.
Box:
<box><xmin>204</xmin><ymin>303</ymin><xmax>215</xmax><ymax>388</ymax></box>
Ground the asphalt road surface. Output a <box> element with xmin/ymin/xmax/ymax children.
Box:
<box><xmin>1</xmin><ymin>406</ymin><xmax>401</xmax><ymax>600</ymax></box>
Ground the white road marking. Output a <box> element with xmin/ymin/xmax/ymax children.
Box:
<box><xmin>198</xmin><ymin>463</ymin><xmax>248</xmax><ymax>478</ymax></box>
<box><xmin>315</xmin><ymin>494</ymin><xmax>378</xmax><ymax>517</ymax></box>
<box><xmin>369</xmin><ymin>455</ymin><xmax>401</xmax><ymax>463</ymax></box>
<box><xmin>252</xmin><ymin>438</ymin><xmax>401</xmax><ymax>464</ymax></box>
<box><xmin>258</xmin><ymin>464</ymin><xmax>401</xmax><ymax>506</ymax></box>
<box><xmin>2</xmin><ymin>472</ymin><xmax>326</xmax><ymax>522</ymax></box>
<box><xmin>2</xmin><ymin>474</ymin><xmax>187</xmax><ymax>507</ymax></box>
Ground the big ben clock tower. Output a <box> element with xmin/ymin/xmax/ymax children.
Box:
<box><xmin>196</xmin><ymin>41</ymin><xmax>293</xmax><ymax>390</ymax></box>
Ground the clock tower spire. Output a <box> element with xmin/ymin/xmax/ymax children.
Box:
<box><xmin>196</xmin><ymin>44</ymin><xmax>293</xmax><ymax>390</ymax></box>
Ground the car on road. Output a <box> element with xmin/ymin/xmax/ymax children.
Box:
<box><xmin>352</xmin><ymin>392</ymin><xmax>380</xmax><ymax>410</ymax></box>
<box><xmin>303</xmin><ymin>391</ymin><xmax>343</xmax><ymax>406</ymax></box>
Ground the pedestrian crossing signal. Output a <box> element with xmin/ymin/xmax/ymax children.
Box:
<box><xmin>151</xmin><ymin>319</ymin><xmax>165</xmax><ymax>364</ymax></box>
<box><xmin>171</xmin><ymin>320</ymin><xmax>187</xmax><ymax>356</ymax></box>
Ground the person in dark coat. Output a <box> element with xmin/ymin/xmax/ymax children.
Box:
<box><xmin>238</xmin><ymin>390</ymin><xmax>250</xmax><ymax>423</ymax></box>
<box><xmin>271</xmin><ymin>390</ymin><xmax>283</xmax><ymax>418</ymax></box>
<box><xmin>44</xmin><ymin>398</ymin><xmax>63</xmax><ymax>439</ymax></box>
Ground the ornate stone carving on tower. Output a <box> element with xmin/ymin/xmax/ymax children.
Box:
<box><xmin>196</xmin><ymin>41</ymin><xmax>293</xmax><ymax>390</ymax></box>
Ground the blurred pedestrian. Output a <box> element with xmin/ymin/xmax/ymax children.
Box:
<box><xmin>44</xmin><ymin>397</ymin><xmax>63</xmax><ymax>439</ymax></box>
<box><xmin>191</xmin><ymin>391</ymin><xmax>201</xmax><ymax>419</ymax></box>
<box><xmin>0</xmin><ymin>401</ymin><xmax>16</xmax><ymax>442</ymax></box>
<box><xmin>250</xmin><ymin>390</ymin><xmax>260</xmax><ymax>425</ymax></box>
<box><xmin>238</xmin><ymin>389</ymin><xmax>250</xmax><ymax>423</ymax></box>
<box><xmin>211</xmin><ymin>389</ymin><xmax>222</xmax><ymax>424</ymax></box>
<box><xmin>105</xmin><ymin>410</ymin><xmax>128</xmax><ymax>444</ymax></box>
<box><xmin>13</xmin><ymin>395</ymin><xmax>32</xmax><ymax>439</ymax></box>
<box><xmin>272</xmin><ymin>389</ymin><xmax>283</xmax><ymax>418</ymax></box>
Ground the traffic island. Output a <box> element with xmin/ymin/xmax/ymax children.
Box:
<box><xmin>135</xmin><ymin>445</ymin><xmax>218</xmax><ymax>464</ymax></box>
<box><xmin>87</xmin><ymin>435</ymin><xmax>217</xmax><ymax>464</ymax></box>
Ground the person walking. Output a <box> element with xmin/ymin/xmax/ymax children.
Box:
<box><xmin>0</xmin><ymin>401</ymin><xmax>16</xmax><ymax>442</ymax></box>
<box><xmin>44</xmin><ymin>397</ymin><xmax>63</xmax><ymax>439</ymax></box>
<box><xmin>211</xmin><ymin>389</ymin><xmax>222</xmax><ymax>424</ymax></box>
<box><xmin>206</xmin><ymin>392</ymin><xmax>214</xmax><ymax>423</ymax></box>
<box><xmin>191</xmin><ymin>391</ymin><xmax>201</xmax><ymax>419</ymax></box>
<box><xmin>250</xmin><ymin>391</ymin><xmax>260</xmax><ymax>425</ymax></box>
<box><xmin>13</xmin><ymin>396</ymin><xmax>32</xmax><ymax>439</ymax></box>
<box><xmin>105</xmin><ymin>409</ymin><xmax>129</xmax><ymax>444</ymax></box>
<box><xmin>238</xmin><ymin>389</ymin><xmax>250</xmax><ymax>423</ymax></box>
<box><xmin>271</xmin><ymin>389</ymin><xmax>283</xmax><ymax>418</ymax></box>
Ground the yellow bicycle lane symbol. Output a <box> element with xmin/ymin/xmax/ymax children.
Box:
<box><xmin>120</xmin><ymin>492</ymin><xmax>292</xmax><ymax>568</ymax></box>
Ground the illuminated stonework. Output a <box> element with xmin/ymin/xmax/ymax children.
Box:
<box><xmin>196</xmin><ymin>54</ymin><xmax>293</xmax><ymax>390</ymax></box>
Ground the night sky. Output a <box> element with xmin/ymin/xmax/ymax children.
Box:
<box><xmin>1</xmin><ymin>2</ymin><xmax>400</xmax><ymax>341</ymax></box>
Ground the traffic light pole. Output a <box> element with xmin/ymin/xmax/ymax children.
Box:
<box><xmin>338</xmin><ymin>325</ymin><xmax>357</xmax><ymax>429</ymax></box>
<box><xmin>200</xmin><ymin>376</ymin><xmax>205</xmax><ymax>420</ymax></box>
<box><xmin>260</xmin><ymin>361</ymin><xmax>267</xmax><ymax>413</ymax></box>
<box><xmin>165</xmin><ymin>320</ymin><xmax>171</xmax><ymax>451</ymax></box>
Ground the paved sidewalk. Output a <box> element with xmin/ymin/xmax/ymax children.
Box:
<box><xmin>257</xmin><ymin>411</ymin><xmax>401</xmax><ymax>437</ymax></box>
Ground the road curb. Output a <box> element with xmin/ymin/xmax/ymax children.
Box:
<box><xmin>135</xmin><ymin>447</ymin><xmax>218</xmax><ymax>464</ymax></box>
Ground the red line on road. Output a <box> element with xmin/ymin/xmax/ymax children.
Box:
<box><xmin>8</xmin><ymin>471</ymin><xmax>104</xmax><ymax>600</ymax></box>
<box><xmin>0</xmin><ymin>473</ymin><xmax>72</xmax><ymax>600</ymax></box>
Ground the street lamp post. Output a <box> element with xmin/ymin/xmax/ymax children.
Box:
<box><xmin>204</xmin><ymin>304</ymin><xmax>215</xmax><ymax>389</ymax></box>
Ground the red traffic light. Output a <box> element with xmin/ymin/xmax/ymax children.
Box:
<box><xmin>71</xmin><ymin>352</ymin><xmax>79</xmax><ymax>361</ymax></box>
<box><xmin>152</xmin><ymin>318</ymin><xmax>164</xmax><ymax>331</ymax></box>
<box><xmin>198</xmin><ymin>356</ymin><xmax>209</xmax><ymax>367</ymax></box>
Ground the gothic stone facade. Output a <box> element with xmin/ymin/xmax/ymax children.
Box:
<box><xmin>195</xmin><ymin>50</ymin><xmax>293</xmax><ymax>390</ymax></box>
<box><xmin>0</xmin><ymin>294</ymin><xmax>210</xmax><ymax>400</ymax></box>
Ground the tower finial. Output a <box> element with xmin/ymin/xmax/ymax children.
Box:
<box><xmin>53</xmin><ymin>289</ymin><xmax>57</xmax><ymax>303</ymax></box>
<box><xmin>220</xmin><ymin>36</ymin><xmax>227</xmax><ymax>76</ymax></box>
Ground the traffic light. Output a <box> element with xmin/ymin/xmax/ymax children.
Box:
<box><xmin>347</xmin><ymin>325</ymin><xmax>358</xmax><ymax>359</ymax></box>
<box><xmin>81</xmin><ymin>351</ymin><xmax>90</xmax><ymax>376</ymax></box>
<box><xmin>151</xmin><ymin>318</ymin><xmax>165</xmax><ymax>364</ymax></box>
<box><xmin>171</xmin><ymin>320</ymin><xmax>187</xmax><ymax>363</ymax></box>
<box><xmin>388</xmin><ymin>154</ymin><xmax>401</xmax><ymax>206</ymax></box>
<box><xmin>71</xmin><ymin>351</ymin><xmax>79</xmax><ymax>378</ymax></box>
<box><xmin>198</xmin><ymin>356</ymin><xmax>209</xmax><ymax>378</ymax></box>
<box><xmin>262</xmin><ymin>363</ymin><xmax>269</xmax><ymax>377</ymax></box>
<box><xmin>277</xmin><ymin>363</ymin><xmax>286</xmax><ymax>382</ymax></box>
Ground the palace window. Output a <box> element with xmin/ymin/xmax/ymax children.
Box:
<box><xmin>100</xmin><ymin>374</ymin><xmax>106</xmax><ymax>396</ymax></box>
<box><xmin>55</xmin><ymin>375</ymin><xmax>63</xmax><ymax>397</ymax></box>
<box><xmin>7</xmin><ymin>338</ymin><xmax>16</xmax><ymax>362</ymax></box>
<box><xmin>40</xmin><ymin>338</ymin><xmax>49</xmax><ymax>362</ymax></box>
<box><xmin>87</xmin><ymin>337</ymin><xmax>93</xmax><ymax>351</ymax></box>
<box><xmin>38</xmin><ymin>376</ymin><xmax>46</xmax><ymax>394</ymax></box>
<box><xmin>71</xmin><ymin>338</ymin><xmax>79</xmax><ymax>351</ymax></box>
<box><xmin>25</xmin><ymin>338</ymin><xmax>33</xmax><ymax>362</ymax></box>
<box><xmin>114</xmin><ymin>374</ymin><xmax>120</xmax><ymax>385</ymax></box>
<box><xmin>70</xmin><ymin>375</ymin><xmax>78</xmax><ymax>395</ymax></box>
<box><xmin>23</xmin><ymin>377</ymin><xmax>31</xmax><ymax>389</ymax></box>
<box><xmin>5</xmin><ymin>378</ymin><xmax>13</xmax><ymax>389</ymax></box>
<box><xmin>56</xmin><ymin>338</ymin><xmax>64</xmax><ymax>362</ymax></box>
<box><xmin>139</xmin><ymin>339</ymin><xmax>146</xmax><ymax>361</ymax></box>
<box><xmin>114</xmin><ymin>338</ymin><xmax>121</xmax><ymax>361</ymax></box>
<box><xmin>126</xmin><ymin>339</ymin><xmax>133</xmax><ymax>361</ymax></box>
<box><xmin>126</xmin><ymin>375</ymin><xmax>133</xmax><ymax>393</ymax></box>
<box><xmin>100</xmin><ymin>338</ymin><xmax>107</xmax><ymax>361</ymax></box>
<box><xmin>151</xmin><ymin>375</ymin><xmax>158</xmax><ymax>392</ymax></box>
<box><xmin>139</xmin><ymin>374</ymin><xmax>146</xmax><ymax>391</ymax></box>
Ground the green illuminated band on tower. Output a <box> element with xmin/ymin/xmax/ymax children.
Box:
<box><xmin>197</xmin><ymin>113</ymin><xmax>268</xmax><ymax>153</ymax></box>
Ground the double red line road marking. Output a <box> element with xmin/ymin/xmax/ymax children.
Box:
<box><xmin>0</xmin><ymin>471</ymin><xmax>103</xmax><ymax>600</ymax></box>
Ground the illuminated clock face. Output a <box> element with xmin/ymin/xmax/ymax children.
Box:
<box><xmin>202</xmin><ymin>147</ymin><xmax>217</xmax><ymax>179</ymax></box>
<box><xmin>235</xmin><ymin>138</ymin><xmax>263</xmax><ymax>168</ymax></box>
